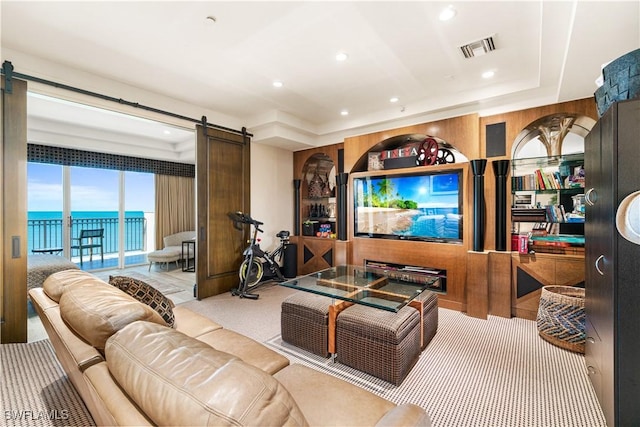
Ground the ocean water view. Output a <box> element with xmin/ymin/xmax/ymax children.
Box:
<box><xmin>27</xmin><ymin>211</ymin><xmax>150</xmax><ymax>254</ymax></box>
<box><xmin>28</xmin><ymin>210</ymin><xmax>145</xmax><ymax>220</ymax></box>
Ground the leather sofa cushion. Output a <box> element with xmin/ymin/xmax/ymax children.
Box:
<box><xmin>274</xmin><ymin>363</ymin><xmax>431</xmax><ymax>426</ymax></box>
<box><xmin>195</xmin><ymin>328</ymin><xmax>290</xmax><ymax>375</ymax></box>
<box><xmin>172</xmin><ymin>305</ymin><xmax>223</xmax><ymax>337</ymax></box>
<box><xmin>60</xmin><ymin>281</ymin><xmax>166</xmax><ymax>350</ymax></box>
<box><xmin>106</xmin><ymin>321</ymin><xmax>308</xmax><ymax>426</ymax></box>
<box><xmin>43</xmin><ymin>269</ymin><xmax>100</xmax><ymax>302</ymax></box>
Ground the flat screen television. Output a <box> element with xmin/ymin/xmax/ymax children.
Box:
<box><xmin>353</xmin><ymin>169</ymin><xmax>463</xmax><ymax>243</ymax></box>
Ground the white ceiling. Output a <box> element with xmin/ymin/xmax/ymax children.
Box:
<box><xmin>2</xmin><ymin>1</ymin><xmax>639</xmax><ymax>164</ymax></box>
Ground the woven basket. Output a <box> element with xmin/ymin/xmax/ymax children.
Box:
<box><xmin>536</xmin><ymin>286</ymin><xmax>585</xmax><ymax>353</ymax></box>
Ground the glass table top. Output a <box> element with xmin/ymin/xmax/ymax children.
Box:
<box><xmin>279</xmin><ymin>265</ymin><xmax>439</xmax><ymax>312</ymax></box>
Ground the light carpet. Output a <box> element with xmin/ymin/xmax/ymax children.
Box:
<box><xmin>264</xmin><ymin>307</ymin><xmax>605</xmax><ymax>427</ymax></box>
<box><xmin>0</xmin><ymin>340</ymin><xmax>94</xmax><ymax>427</ymax></box>
<box><xmin>182</xmin><ymin>284</ymin><xmax>606</xmax><ymax>427</ymax></box>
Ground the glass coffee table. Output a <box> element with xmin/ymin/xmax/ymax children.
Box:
<box><xmin>280</xmin><ymin>265</ymin><xmax>440</xmax><ymax>354</ymax></box>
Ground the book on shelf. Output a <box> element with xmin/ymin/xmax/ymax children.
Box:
<box><xmin>544</xmin><ymin>205</ymin><xmax>567</xmax><ymax>222</ymax></box>
<box><xmin>511</xmin><ymin>168</ymin><xmax>570</xmax><ymax>191</ymax></box>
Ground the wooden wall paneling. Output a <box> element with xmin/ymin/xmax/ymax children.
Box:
<box><xmin>293</xmin><ymin>144</ymin><xmax>342</xmax><ymax>178</ymax></box>
<box><xmin>196</xmin><ymin>127</ymin><xmax>250</xmax><ymax>299</ymax></box>
<box><xmin>1</xmin><ymin>77</ymin><xmax>28</xmax><ymax>343</ymax></box>
<box><xmin>343</xmin><ymin>113</ymin><xmax>480</xmax><ymax>174</ymax></box>
<box><xmin>348</xmin><ymin>160</ymin><xmax>470</xmax><ymax>311</ymax></box>
<box><xmin>488</xmin><ymin>251</ymin><xmax>512</xmax><ymax>318</ymax></box>
<box><xmin>351</xmin><ymin>237</ymin><xmax>467</xmax><ymax>312</ymax></box>
<box><xmin>510</xmin><ymin>252</ymin><xmax>584</xmax><ymax>320</ymax></box>
<box><xmin>0</xmin><ymin>77</ymin><xmax>3</xmax><ymax>343</ymax></box>
<box><xmin>466</xmin><ymin>251</ymin><xmax>489</xmax><ymax>319</ymax></box>
<box><xmin>511</xmin><ymin>253</ymin><xmax>556</xmax><ymax>320</ymax></box>
<box><xmin>480</xmin><ymin>98</ymin><xmax>598</xmax><ymax>251</ymax></box>
<box><xmin>555</xmin><ymin>257</ymin><xmax>586</xmax><ymax>286</ymax></box>
<box><xmin>479</xmin><ymin>98</ymin><xmax>598</xmax><ymax>159</ymax></box>
<box><xmin>333</xmin><ymin>240</ymin><xmax>350</xmax><ymax>266</ymax></box>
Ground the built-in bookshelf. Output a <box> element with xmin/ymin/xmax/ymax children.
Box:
<box><xmin>511</xmin><ymin>153</ymin><xmax>585</xmax><ymax>226</ymax></box>
<box><xmin>511</xmin><ymin>152</ymin><xmax>585</xmax><ymax>254</ymax></box>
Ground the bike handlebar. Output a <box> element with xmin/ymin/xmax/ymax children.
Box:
<box><xmin>228</xmin><ymin>211</ymin><xmax>264</xmax><ymax>232</ymax></box>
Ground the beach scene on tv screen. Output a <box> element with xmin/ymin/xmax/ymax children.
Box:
<box><xmin>355</xmin><ymin>173</ymin><xmax>461</xmax><ymax>239</ymax></box>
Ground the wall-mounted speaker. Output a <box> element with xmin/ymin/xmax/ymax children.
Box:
<box><xmin>486</xmin><ymin>122</ymin><xmax>506</xmax><ymax>158</ymax></box>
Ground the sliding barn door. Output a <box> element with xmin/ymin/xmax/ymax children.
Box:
<box><xmin>196</xmin><ymin>125</ymin><xmax>250</xmax><ymax>299</ymax></box>
<box><xmin>1</xmin><ymin>76</ymin><xmax>28</xmax><ymax>343</ymax></box>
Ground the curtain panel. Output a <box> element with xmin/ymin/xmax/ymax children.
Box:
<box><xmin>155</xmin><ymin>174</ymin><xmax>195</xmax><ymax>249</ymax></box>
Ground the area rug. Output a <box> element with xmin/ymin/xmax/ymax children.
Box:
<box><xmin>265</xmin><ymin>307</ymin><xmax>606</xmax><ymax>427</ymax></box>
<box><xmin>105</xmin><ymin>271</ymin><xmax>183</xmax><ymax>296</ymax></box>
<box><xmin>0</xmin><ymin>340</ymin><xmax>95</xmax><ymax>426</ymax></box>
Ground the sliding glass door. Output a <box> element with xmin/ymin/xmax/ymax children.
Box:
<box><xmin>124</xmin><ymin>171</ymin><xmax>155</xmax><ymax>266</ymax></box>
<box><xmin>69</xmin><ymin>166</ymin><xmax>119</xmax><ymax>268</ymax></box>
<box><xmin>28</xmin><ymin>163</ymin><xmax>155</xmax><ymax>270</ymax></box>
<box><xmin>27</xmin><ymin>163</ymin><xmax>64</xmax><ymax>254</ymax></box>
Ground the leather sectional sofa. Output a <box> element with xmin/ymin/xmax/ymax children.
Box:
<box><xmin>29</xmin><ymin>269</ymin><xmax>431</xmax><ymax>426</ymax></box>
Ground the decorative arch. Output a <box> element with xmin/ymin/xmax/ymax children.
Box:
<box><xmin>511</xmin><ymin>114</ymin><xmax>595</xmax><ymax>159</ymax></box>
<box><xmin>351</xmin><ymin>133</ymin><xmax>469</xmax><ymax>173</ymax></box>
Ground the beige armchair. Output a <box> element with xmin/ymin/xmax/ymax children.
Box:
<box><xmin>163</xmin><ymin>231</ymin><xmax>196</xmax><ymax>261</ymax></box>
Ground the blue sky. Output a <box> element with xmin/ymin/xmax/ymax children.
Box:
<box><xmin>27</xmin><ymin>163</ymin><xmax>154</xmax><ymax>212</ymax></box>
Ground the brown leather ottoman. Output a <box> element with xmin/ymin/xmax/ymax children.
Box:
<box><xmin>336</xmin><ymin>304</ymin><xmax>421</xmax><ymax>385</ymax></box>
<box><xmin>281</xmin><ymin>292</ymin><xmax>332</xmax><ymax>357</ymax></box>
<box><xmin>415</xmin><ymin>290</ymin><xmax>438</xmax><ymax>350</ymax></box>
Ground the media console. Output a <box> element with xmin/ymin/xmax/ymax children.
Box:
<box><xmin>364</xmin><ymin>260</ymin><xmax>446</xmax><ymax>293</ymax></box>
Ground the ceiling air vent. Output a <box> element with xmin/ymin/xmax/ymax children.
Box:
<box><xmin>460</xmin><ymin>36</ymin><xmax>496</xmax><ymax>59</ymax></box>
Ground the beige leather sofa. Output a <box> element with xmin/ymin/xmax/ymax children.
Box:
<box><xmin>29</xmin><ymin>269</ymin><xmax>431</xmax><ymax>426</ymax></box>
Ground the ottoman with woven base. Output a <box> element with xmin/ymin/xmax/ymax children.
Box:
<box><xmin>415</xmin><ymin>290</ymin><xmax>438</xmax><ymax>350</ymax></box>
<box><xmin>281</xmin><ymin>292</ymin><xmax>333</xmax><ymax>357</ymax></box>
<box><xmin>147</xmin><ymin>249</ymin><xmax>181</xmax><ymax>271</ymax></box>
<box><xmin>336</xmin><ymin>304</ymin><xmax>421</xmax><ymax>385</ymax></box>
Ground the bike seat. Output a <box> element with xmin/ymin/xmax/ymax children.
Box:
<box><xmin>277</xmin><ymin>230</ymin><xmax>290</xmax><ymax>239</ymax></box>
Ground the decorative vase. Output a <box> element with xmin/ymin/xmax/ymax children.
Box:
<box><xmin>308</xmin><ymin>172</ymin><xmax>323</xmax><ymax>198</ymax></box>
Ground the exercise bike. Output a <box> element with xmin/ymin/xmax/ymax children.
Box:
<box><xmin>228</xmin><ymin>211</ymin><xmax>290</xmax><ymax>299</ymax></box>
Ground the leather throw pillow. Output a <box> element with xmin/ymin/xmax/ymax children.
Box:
<box><xmin>109</xmin><ymin>275</ymin><xmax>175</xmax><ymax>328</ymax></box>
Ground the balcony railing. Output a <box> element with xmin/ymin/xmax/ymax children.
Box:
<box><xmin>27</xmin><ymin>217</ymin><xmax>147</xmax><ymax>255</ymax></box>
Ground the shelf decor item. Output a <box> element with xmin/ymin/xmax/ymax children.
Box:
<box><xmin>594</xmin><ymin>48</ymin><xmax>640</xmax><ymax>117</ymax></box>
<box><xmin>536</xmin><ymin>285</ymin><xmax>585</xmax><ymax>353</ymax></box>
<box><xmin>308</xmin><ymin>172</ymin><xmax>324</xmax><ymax>198</ymax></box>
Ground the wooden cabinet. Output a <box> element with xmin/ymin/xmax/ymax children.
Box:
<box><xmin>294</xmin><ymin>146</ymin><xmax>342</xmax><ymax>275</ymax></box>
<box><xmin>584</xmin><ymin>99</ymin><xmax>640</xmax><ymax>426</ymax></box>
<box><xmin>510</xmin><ymin>252</ymin><xmax>584</xmax><ymax>320</ymax></box>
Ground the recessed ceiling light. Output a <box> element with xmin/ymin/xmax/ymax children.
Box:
<box><xmin>205</xmin><ymin>15</ymin><xmax>217</xmax><ymax>24</ymax></box>
<box><xmin>163</xmin><ymin>130</ymin><xmax>171</xmax><ymax>135</ymax></box>
<box><xmin>340</xmin><ymin>110</ymin><xmax>349</xmax><ymax>116</ymax></box>
<box><xmin>272</xmin><ymin>80</ymin><xmax>284</xmax><ymax>88</ymax></box>
<box><xmin>439</xmin><ymin>5</ymin><xmax>456</xmax><ymax>21</ymax></box>
<box><xmin>336</xmin><ymin>52</ymin><xmax>348</xmax><ymax>62</ymax></box>
<box><xmin>389</xmin><ymin>97</ymin><xmax>399</xmax><ymax>103</ymax></box>
<box><xmin>482</xmin><ymin>70</ymin><xmax>495</xmax><ymax>79</ymax></box>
